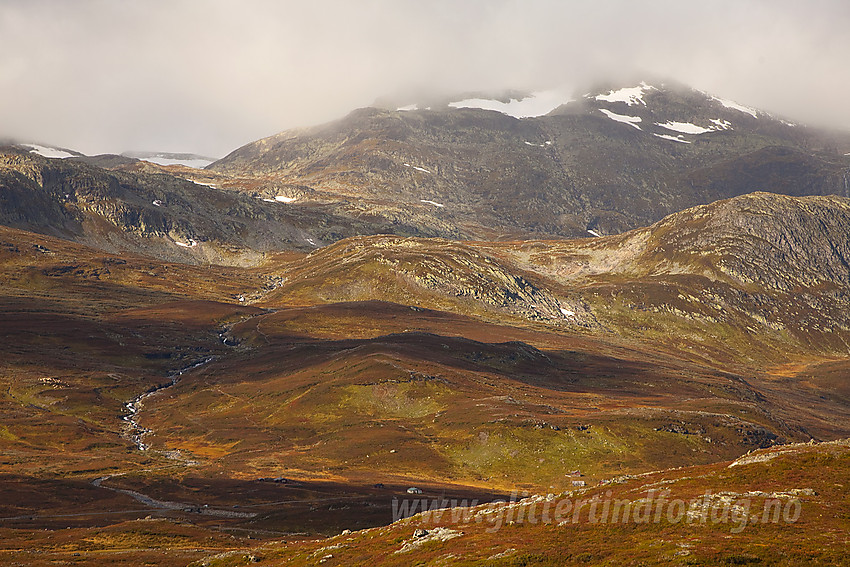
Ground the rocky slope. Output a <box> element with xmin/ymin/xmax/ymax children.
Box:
<box><xmin>0</xmin><ymin>149</ymin><xmax>460</xmax><ymax>264</ymax></box>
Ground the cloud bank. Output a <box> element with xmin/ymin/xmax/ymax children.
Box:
<box><xmin>1</xmin><ymin>0</ymin><xmax>848</xmax><ymax>156</ymax></box>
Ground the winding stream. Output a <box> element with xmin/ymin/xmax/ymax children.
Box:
<box><xmin>89</xmin><ymin>356</ymin><xmax>261</xmax><ymax>519</ymax></box>
<box><xmin>121</xmin><ymin>356</ymin><xmax>215</xmax><ymax>451</ymax></box>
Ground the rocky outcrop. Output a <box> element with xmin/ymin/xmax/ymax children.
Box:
<box><xmin>263</xmin><ymin>235</ymin><xmax>597</xmax><ymax>328</ymax></box>
<box><xmin>636</xmin><ymin>192</ymin><xmax>850</xmax><ymax>291</ymax></box>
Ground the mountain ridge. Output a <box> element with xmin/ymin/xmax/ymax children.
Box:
<box><xmin>3</xmin><ymin>80</ymin><xmax>850</xmax><ymax>266</ymax></box>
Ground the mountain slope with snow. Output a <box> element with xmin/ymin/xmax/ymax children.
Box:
<box><xmin>209</xmin><ymin>81</ymin><xmax>850</xmax><ymax>239</ymax></box>
<box><xmin>446</xmin><ymin>90</ymin><xmax>572</xmax><ymax>118</ymax></box>
<box><xmin>13</xmin><ymin>142</ymin><xmax>85</xmax><ymax>159</ymax></box>
<box><xmin>121</xmin><ymin>151</ymin><xmax>217</xmax><ymax>169</ymax></box>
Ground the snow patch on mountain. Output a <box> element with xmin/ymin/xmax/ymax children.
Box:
<box><xmin>396</xmin><ymin>104</ymin><xmax>418</xmax><ymax>111</ymax></box>
<box><xmin>24</xmin><ymin>144</ymin><xmax>78</xmax><ymax>159</ymax></box>
<box><xmin>448</xmin><ymin>91</ymin><xmax>572</xmax><ymax>118</ymax></box>
<box><xmin>656</xmin><ymin>121</ymin><xmax>714</xmax><ymax>135</ymax></box>
<box><xmin>123</xmin><ymin>151</ymin><xmax>216</xmax><ymax>169</ymax></box>
<box><xmin>599</xmin><ymin>109</ymin><xmax>642</xmax><ymax>130</ymax></box>
<box><xmin>594</xmin><ymin>82</ymin><xmax>655</xmax><ymax>106</ymax></box>
<box><xmin>655</xmin><ymin>119</ymin><xmax>733</xmax><ymax>137</ymax></box>
<box><xmin>275</xmin><ymin>195</ymin><xmax>297</xmax><ymax>203</ymax></box>
<box><xmin>709</xmin><ymin>119</ymin><xmax>733</xmax><ymax>130</ymax></box>
<box><xmin>710</xmin><ymin>96</ymin><xmax>760</xmax><ymax>118</ymax></box>
<box><xmin>404</xmin><ymin>163</ymin><xmax>431</xmax><ymax>174</ymax></box>
<box><xmin>143</xmin><ymin>156</ymin><xmax>215</xmax><ymax>168</ymax></box>
<box><xmin>420</xmin><ymin>199</ymin><xmax>444</xmax><ymax>208</ymax></box>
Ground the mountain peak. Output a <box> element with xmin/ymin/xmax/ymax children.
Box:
<box><xmin>556</xmin><ymin>79</ymin><xmax>799</xmax><ymax>145</ymax></box>
<box><xmin>384</xmin><ymin>80</ymin><xmax>779</xmax><ymax>132</ymax></box>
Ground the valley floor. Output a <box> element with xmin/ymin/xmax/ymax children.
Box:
<box><xmin>1</xmin><ymin>203</ymin><xmax>849</xmax><ymax>565</ymax></box>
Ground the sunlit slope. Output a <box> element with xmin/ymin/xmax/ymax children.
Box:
<box><xmin>206</xmin><ymin>439</ymin><xmax>850</xmax><ymax>567</ymax></box>
<box><xmin>258</xmin><ymin>193</ymin><xmax>850</xmax><ymax>367</ymax></box>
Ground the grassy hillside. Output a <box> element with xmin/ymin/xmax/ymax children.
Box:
<box><xmin>196</xmin><ymin>439</ymin><xmax>850</xmax><ymax>566</ymax></box>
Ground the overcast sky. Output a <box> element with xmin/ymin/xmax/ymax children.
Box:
<box><xmin>2</xmin><ymin>0</ymin><xmax>849</xmax><ymax>157</ymax></box>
